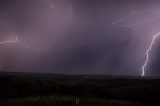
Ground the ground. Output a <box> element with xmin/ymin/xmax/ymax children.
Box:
<box><xmin>0</xmin><ymin>72</ymin><xmax>159</xmax><ymax>106</ymax></box>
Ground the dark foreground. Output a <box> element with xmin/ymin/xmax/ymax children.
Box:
<box><xmin>0</xmin><ymin>72</ymin><xmax>159</xmax><ymax>106</ymax></box>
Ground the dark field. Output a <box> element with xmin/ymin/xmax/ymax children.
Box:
<box><xmin>0</xmin><ymin>72</ymin><xmax>160</xmax><ymax>106</ymax></box>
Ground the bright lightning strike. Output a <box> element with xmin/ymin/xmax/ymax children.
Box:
<box><xmin>141</xmin><ymin>32</ymin><xmax>160</xmax><ymax>76</ymax></box>
<box><xmin>0</xmin><ymin>36</ymin><xmax>18</xmax><ymax>44</ymax></box>
<box><xmin>0</xmin><ymin>36</ymin><xmax>39</xmax><ymax>52</ymax></box>
<box><xmin>112</xmin><ymin>10</ymin><xmax>160</xmax><ymax>76</ymax></box>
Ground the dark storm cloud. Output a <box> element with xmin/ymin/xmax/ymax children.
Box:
<box><xmin>0</xmin><ymin>0</ymin><xmax>160</xmax><ymax>76</ymax></box>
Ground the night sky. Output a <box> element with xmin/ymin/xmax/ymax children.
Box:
<box><xmin>0</xmin><ymin>0</ymin><xmax>160</xmax><ymax>76</ymax></box>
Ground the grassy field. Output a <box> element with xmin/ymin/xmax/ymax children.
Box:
<box><xmin>0</xmin><ymin>96</ymin><xmax>140</xmax><ymax>106</ymax></box>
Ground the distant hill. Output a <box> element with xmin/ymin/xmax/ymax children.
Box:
<box><xmin>0</xmin><ymin>71</ymin><xmax>159</xmax><ymax>80</ymax></box>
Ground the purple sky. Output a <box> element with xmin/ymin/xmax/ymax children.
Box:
<box><xmin>0</xmin><ymin>0</ymin><xmax>160</xmax><ymax>76</ymax></box>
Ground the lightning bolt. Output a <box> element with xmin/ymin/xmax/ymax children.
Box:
<box><xmin>0</xmin><ymin>36</ymin><xmax>39</xmax><ymax>51</ymax></box>
<box><xmin>0</xmin><ymin>36</ymin><xmax>18</xmax><ymax>44</ymax></box>
<box><xmin>112</xmin><ymin>10</ymin><xmax>160</xmax><ymax>76</ymax></box>
<box><xmin>112</xmin><ymin>10</ymin><xmax>160</xmax><ymax>28</ymax></box>
<box><xmin>111</xmin><ymin>14</ymin><xmax>135</xmax><ymax>25</ymax></box>
<box><xmin>141</xmin><ymin>32</ymin><xmax>160</xmax><ymax>76</ymax></box>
